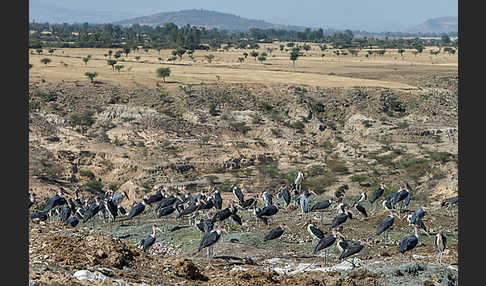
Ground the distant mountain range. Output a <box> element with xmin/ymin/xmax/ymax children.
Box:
<box><xmin>113</xmin><ymin>9</ymin><xmax>308</xmax><ymax>32</ymax></box>
<box><xmin>402</xmin><ymin>16</ymin><xmax>457</xmax><ymax>34</ymax></box>
<box><xmin>29</xmin><ymin>1</ymin><xmax>137</xmax><ymax>24</ymax></box>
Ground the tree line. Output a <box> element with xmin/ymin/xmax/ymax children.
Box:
<box><xmin>29</xmin><ymin>22</ymin><xmax>457</xmax><ymax>52</ymax></box>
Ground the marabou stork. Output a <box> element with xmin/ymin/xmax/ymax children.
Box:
<box><xmin>230</xmin><ymin>212</ymin><xmax>242</xmax><ymax>226</ymax></box>
<box><xmin>310</xmin><ymin>199</ymin><xmax>333</xmax><ymax>222</ymax></box>
<box><xmin>339</xmin><ymin>239</ymin><xmax>367</xmax><ymax>268</ymax></box>
<box><xmin>177</xmin><ymin>199</ymin><xmax>202</xmax><ymax>225</ymax></box>
<box><xmin>314</xmin><ymin>230</ymin><xmax>339</xmax><ymax>266</ymax></box>
<box><xmin>399</xmin><ymin>225</ymin><xmax>420</xmax><ymax>261</ymax></box>
<box><xmin>264</xmin><ymin>223</ymin><xmax>290</xmax><ymax>242</ymax></box>
<box><xmin>232</xmin><ymin>185</ymin><xmax>245</xmax><ymax>206</ymax></box>
<box><xmin>213</xmin><ymin>189</ymin><xmax>223</xmax><ymax>210</ymax></box>
<box><xmin>369</xmin><ymin>182</ymin><xmax>386</xmax><ymax>212</ymax></box>
<box><xmin>240</xmin><ymin>196</ymin><xmax>257</xmax><ymax>210</ymax></box>
<box><xmin>330</xmin><ymin>207</ymin><xmax>351</xmax><ymax>230</ymax></box>
<box><xmin>294</xmin><ymin>171</ymin><xmax>304</xmax><ymax>192</ymax></box>
<box><xmin>30</xmin><ymin>211</ymin><xmax>48</xmax><ymax>221</ymax></box>
<box><xmin>262</xmin><ymin>191</ymin><xmax>273</xmax><ymax>207</ymax></box>
<box><xmin>352</xmin><ymin>202</ymin><xmax>368</xmax><ymax>218</ymax></box>
<box><xmin>196</xmin><ymin>212</ymin><xmax>215</xmax><ymax>237</ymax></box>
<box><xmin>136</xmin><ymin>224</ymin><xmax>162</xmax><ymax>253</ymax></box>
<box><xmin>155</xmin><ymin>195</ymin><xmax>178</xmax><ymax>211</ymax></box>
<box><xmin>127</xmin><ymin>200</ymin><xmax>149</xmax><ymax>224</ymax></box>
<box><xmin>82</xmin><ymin>197</ymin><xmax>102</xmax><ymax>226</ymax></box>
<box><xmin>43</xmin><ymin>190</ymin><xmax>67</xmax><ymax>220</ymax></box>
<box><xmin>336</xmin><ymin>237</ymin><xmax>353</xmax><ymax>255</ymax></box>
<box><xmin>103</xmin><ymin>197</ymin><xmax>118</xmax><ymax>222</ymax></box>
<box><xmin>59</xmin><ymin>205</ymin><xmax>72</xmax><ymax>222</ymax></box>
<box><xmin>376</xmin><ymin>209</ymin><xmax>399</xmax><ymax>243</ymax></box>
<box><xmin>198</xmin><ymin>226</ymin><xmax>227</xmax><ymax>269</ymax></box>
<box><xmin>66</xmin><ymin>216</ymin><xmax>79</xmax><ymax>227</ymax></box>
<box><xmin>277</xmin><ymin>185</ymin><xmax>291</xmax><ymax>208</ymax></box>
<box><xmin>441</xmin><ymin>196</ymin><xmax>458</xmax><ymax>216</ymax></box>
<box><xmin>435</xmin><ymin>230</ymin><xmax>447</xmax><ymax>264</ymax></box>
<box><xmin>255</xmin><ymin>203</ymin><xmax>279</xmax><ymax>226</ymax></box>
<box><xmin>307</xmin><ymin>222</ymin><xmax>325</xmax><ymax>244</ymax></box>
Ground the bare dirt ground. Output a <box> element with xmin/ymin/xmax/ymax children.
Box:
<box><xmin>29</xmin><ymin>43</ymin><xmax>458</xmax><ymax>285</ymax></box>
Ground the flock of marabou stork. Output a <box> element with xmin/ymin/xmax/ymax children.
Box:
<box><xmin>29</xmin><ymin>171</ymin><xmax>458</xmax><ymax>269</ymax></box>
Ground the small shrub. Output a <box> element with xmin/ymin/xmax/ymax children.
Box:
<box><xmin>230</xmin><ymin>122</ymin><xmax>251</xmax><ymax>134</ymax></box>
<box><xmin>79</xmin><ymin>170</ymin><xmax>95</xmax><ymax>179</ymax></box>
<box><xmin>82</xmin><ymin>179</ymin><xmax>103</xmax><ymax>194</ymax></box>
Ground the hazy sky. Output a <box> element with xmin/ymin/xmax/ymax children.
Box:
<box><xmin>30</xmin><ymin>0</ymin><xmax>457</xmax><ymax>32</ymax></box>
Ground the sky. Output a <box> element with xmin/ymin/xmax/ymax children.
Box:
<box><xmin>30</xmin><ymin>0</ymin><xmax>458</xmax><ymax>32</ymax></box>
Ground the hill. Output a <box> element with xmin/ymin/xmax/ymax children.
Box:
<box><xmin>403</xmin><ymin>16</ymin><xmax>458</xmax><ymax>34</ymax></box>
<box><xmin>114</xmin><ymin>9</ymin><xmax>308</xmax><ymax>32</ymax></box>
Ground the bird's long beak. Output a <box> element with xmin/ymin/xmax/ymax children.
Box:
<box><xmin>156</xmin><ymin>227</ymin><xmax>163</xmax><ymax>233</ymax></box>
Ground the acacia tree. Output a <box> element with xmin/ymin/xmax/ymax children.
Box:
<box><xmin>175</xmin><ymin>47</ymin><xmax>186</xmax><ymax>60</ymax></box>
<box><xmin>114</xmin><ymin>65</ymin><xmax>124</xmax><ymax>73</ymax></box>
<box><xmin>114</xmin><ymin>50</ymin><xmax>122</xmax><ymax>59</ymax></box>
<box><xmin>123</xmin><ymin>47</ymin><xmax>130</xmax><ymax>57</ymax></box>
<box><xmin>243</xmin><ymin>52</ymin><xmax>248</xmax><ymax>59</ymax></box>
<box><xmin>40</xmin><ymin>58</ymin><xmax>51</xmax><ymax>66</ymax></box>
<box><xmin>108</xmin><ymin>50</ymin><xmax>113</xmax><ymax>58</ymax></box>
<box><xmin>156</xmin><ymin>67</ymin><xmax>171</xmax><ymax>83</ymax></box>
<box><xmin>290</xmin><ymin>48</ymin><xmax>299</xmax><ymax>69</ymax></box>
<box><xmin>107</xmin><ymin>59</ymin><xmax>117</xmax><ymax>71</ymax></box>
<box><xmin>82</xmin><ymin>57</ymin><xmax>90</xmax><ymax>65</ymax></box>
<box><xmin>84</xmin><ymin>72</ymin><xmax>98</xmax><ymax>83</ymax></box>
<box><xmin>238</xmin><ymin>57</ymin><xmax>245</xmax><ymax>63</ymax></box>
<box><xmin>250</xmin><ymin>50</ymin><xmax>259</xmax><ymax>62</ymax></box>
<box><xmin>398</xmin><ymin>49</ymin><xmax>405</xmax><ymax>56</ymax></box>
<box><xmin>135</xmin><ymin>56</ymin><xmax>141</xmax><ymax>61</ymax></box>
<box><xmin>257</xmin><ymin>55</ymin><xmax>266</xmax><ymax>64</ymax></box>
<box><xmin>205</xmin><ymin>54</ymin><xmax>215</xmax><ymax>63</ymax></box>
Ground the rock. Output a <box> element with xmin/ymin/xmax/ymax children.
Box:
<box><xmin>96</xmin><ymin>249</ymin><xmax>107</xmax><ymax>258</ymax></box>
<box><xmin>399</xmin><ymin>262</ymin><xmax>425</xmax><ymax>275</ymax></box>
<box><xmin>73</xmin><ymin>270</ymin><xmax>107</xmax><ymax>282</ymax></box>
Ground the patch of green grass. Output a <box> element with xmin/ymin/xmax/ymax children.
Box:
<box><xmin>82</xmin><ymin>179</ymin><xmax>103</xmax><ymax>194</ymax></box>
<box><xmin>349</xmin><ymin>174</ymin><xmax>368</xmax><ymax>183</ymax></box>
<box><xmin>426</xmin><ymin>151</ymin><xmax>457</xmax><ymax>163</ymax></box>
<box><xmin>79</xmin><ymin>170</ymin><xmax>95</xmax><ymax>179</ymax></box>
<box><xmin>327</xmin><ymin>158</ymin><xmax>349</xmax><ymax>175</ymax></box>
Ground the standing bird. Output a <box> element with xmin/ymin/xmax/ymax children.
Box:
<box><xmin>294</xmin><ymin>171</ymin><xmax>304</xmax><ymax>192</ymax></box>
<box><xmin>277</xmin><ymin>185</ymin><xmax>291</xmax><ymax>208</ymax></box>
<box><xmin>262</xmin><ymin>191</ymin><xmax>273</xmax><ymax>207</ymax></box>
<box><xmin>357</xmin><ymin>192</ymin><xmax>367</xmax><ymax>203</ymax></box>
<box><xmin>330</xmin><ymin>207</ymin><xmax>351</xmax><ymax>230</ymax></box>
<box><xmin>213</xmin><ymin>189</ymin><xmax>223</xmax><ymax>210</ymax></box>
<box><xmin>369</xmin><ymin>182</ymin><xmax>386</xmax><ymax>211</ymax></box>
<box><xmin>232</xmin><ymin>185</ymin><xmax>245</xmax><ymax>206</ymax></box>
<box><xmin>198</xmin><ymin>226</ymin><xmax>227</xmax><ymax>269</ymax></box>
<box><xmin>136</xmin><ymin>224</ymin><xmax>162</xmax><ymax>253</ymax></box>
<box><xmin>336</xmin><ymin>237</ymin><xmax>353</xmax><ymax>255</ymax></box>
<box><xmin>230</xmin><ymin>212</ymin><xmax>242</xmax><ymax>226</ymax></box>
<box><xmin>310</xmin><ymin>199</ymin><xmax>333</xmax><ymax>222</ymax></box>
<box><xmin>435</xmin><ymin>230</ymin><xmax>447</xmax><ymax>264</ymax></box>
<box><xmin>352</xmin><ymin>202</ymin><xmax>368</xmax><ymax>218</ymax></box>
<box><xmin>264</xmin><ymin>223</ymin><xmax>290</xmax><ymax>242</ymax></box>
<box><xmin>127</xmin><ymin>200</ymin><xmax>149</xmax><ymax>224</ymax></box>
<box><xmin>376</xmin><ymin>209</ymin><xmax>399</xmax><ymax>243</ymax></box>
<box><xmin>103</xmin><ymin>197</ymin><xmax>118</xmax><ymax>222</ymax></box>
<box><xmin>399</xmin><ymin>226</ymin><xmax>420</xmax><ymax>261</ymax></box>
<box><xmin>82</xmin><ymin>197</ymin><xmax>102</xmax><ymax>225</ymax></box>
<box><xmin>382</xmin><ymin>199</ymin><xmax>393</xmax><ymax>212</ymax></box>
<box><xmin>307</xmin><ymin>222</ymin><xmax>325</xmax><ymax>244</ymax></box>
<box><xmin>43</xmin><ymin>190</ymin><xmax>67</xmax><ymax>218</ymax></box>
<box><xmin>441</xmin><ymin>196</ymin><xmax>458</xmax><ymax>216</ymax></box>
<box><xmin>59</xmin><ymin>205</ymin><xmax>72</xmax><ymax>222</ymax></box>
<box><xmin>314</xmin><ymin>230</ymin><xmax>338</xmax><ymax>266</ymax></box>
<box><xmin>240</xmin><ymin>196</ymin><xmax>257</xmax><ymax>210</ymax></box>
<box><xmin>255</xmin><ymin>203</ymin><xmax>279</xmax><ymax>226</ymax></box>
<box><xmin>339</xmin><ymin>239</ymin><xmax>367</xmax><ymax>268</ymax></box>
<box><xmin>177</xmin><ymin>199</ymin><xmax>202</xmax><ymax>225</ymax></box>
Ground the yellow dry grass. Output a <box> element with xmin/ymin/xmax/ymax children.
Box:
<box><xmin>29</xmin><ymin>43</ymin><xmax>457</xmax><ymax>89</ymax></box>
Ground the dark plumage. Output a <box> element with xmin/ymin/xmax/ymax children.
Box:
<box><xmin>339</xmin><ymin>241</ymin><xmax>365</xmax><ymax>260</ymax></box>
<box><xmin>213</xmin><ymin>190</ymin><xmax>223</xmax><ymax>210</ymax></box>
<box><xmin>399</xmin><ymin>227</ymin><xmax>419</xmax><ymax>257</ymax></box>
<box><xmin>43</xmin><ymin>193</ymin><xmax>67</xmax><ymax>212</ymax></box>
<box><xmin>137</xmin><ymin>225</ymin><xmax>161</xmax><ymax>252</ymax></box>
<box><xmin>330</xmin><ymin>210</ymin><xmax>350</xmax><ymax>230</ymax></box>
<box><xmin>177</xmin><ymin>201</ymin><xmax>201</xmax><ymax>218</ymax></box>
<box><xmin>157</xmin><ymin>204</ymin><xmax>177</xmax><ymax>218</ymax></box>
<box><xmin>435</xmin><ymin>231</ymin><xmax>447</xmax><ymax>253</ymax></box>
<box><xmin>314</xmin><ymin>233</ymin><xmax>336</xmax><ymax>254</ymax></box>
<box><xmin>307</xmin><ymin>224</ymin><xmax>325</xmax><ymax>240</ymax></box>
<box><xmin>66</xmin><ymin>216</ymin><xmax>79</xmax><ymax>227</ymax></box>
<box><xmin>262</xmin><ymin>191</ymin><xmax>273</xmax><ymax>207</ymax></box>
<box><xmin>198</xmin><ymin>229</ymin><xmax>222</xmax><ymax>252</ymax></box>
<box><xmin>199</xmin><ymin>198</ymin><xmax>215</xmax><ymax>210</ymax></box>
<box><xmin>145</xmin><ymin>191</ymin><xmax>165</xmax><ymax>205</ymax></box>
<box><xmin>264</xmin><ymin>225</ymin><xmax>286</xmax><ymax>241</ymax></box>
<box><xmin>233</xmin><ymin>186</ymin><xmax>244</xmax><ymax>205</ymax></box>
<box><xmin>230</xmin><ymin>213</ymin><xmax>242</xmax><ymax>225</ymax></box>
<box><xmin>310</xmin><ymin>200</ymin><xmax>332</xmax><ymax>212</ymax></box>
<box><xmin>354</xmin><ymin>203</ymin><xmax>368</xmax><ymax>217</ymax></box>
<box><xmin>82</xmin><ymin>200</ymin><xmax>102</xmax><ymax>223</ymax></box>
<box><xmin>369</xmin><ymin>184</ymin><xmax>385</xmax><ymax>204</ymax></box>
<box><xmin>392</xmin><ymin>189</ymin><xmax>410</xmax><ymax>205</ymax></box>
<box><xmin>104</xmin><ymin>199</ymin><xmax>118</xmax><ymax>221</ymax></box>
<box><xmin>127</xmin><ymin>202</ymin><xmax>146</xmax><ymax>219</ymax></box>
<box><xmin>376</xmin><ymin>213</ymin><xmax>395</xmax><ymax>235</ymax></box>
<box><xmin>117</xmin><ymin>205</ymin><xmax>126</xmax><ymax>215</ymax></box>
<box><xmin>337</xmin><ymin>238</ymin><xmax>352</xmax><ymax>254</ymax></box>
<box><xmin>255</xmin><ymin>204</ymin><xmax>278</xmax><ymax>224</ymax></box>
<box><xmin>30</xmin><ymin>211</ymin><xmax>48</xmax><ymax>221</ymax></box>
<box><xmin>441</xmin><ymin>196</ymin><xmax>458</xmax><ymax>207</ymax></box>
<box><xmin>155</xmin><ymin>195</ymin><xmax>177</xmax><ymax>211</ymax></box>
<box><xmin>240</xmin><ymin>197</ymin><xmax>257</xmax><ymax>209</ymax></box>
<box><xmin>402</xmin><ymin>194</ymin><xmax>412</xmax><ymax>207</ymax></box>
<box><xmin>279</xmin><ymin>186</ymin><xmax>291</xmax><ymax>207</ymax></box>
<box><xmin>59</xmin><ymin>205</ymin><xmax>72</xmax><ymax>222</ymax></box>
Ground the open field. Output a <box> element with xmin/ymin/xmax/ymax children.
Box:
<box><xmin>29</xmin><ymin>42</ymin><xmax>458</xmax><ymax>285</ymax></box>
<box><xmin>29</xmin><ymin>44</ymin><xmax>456</xmax><ymax>89</ymax></box>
